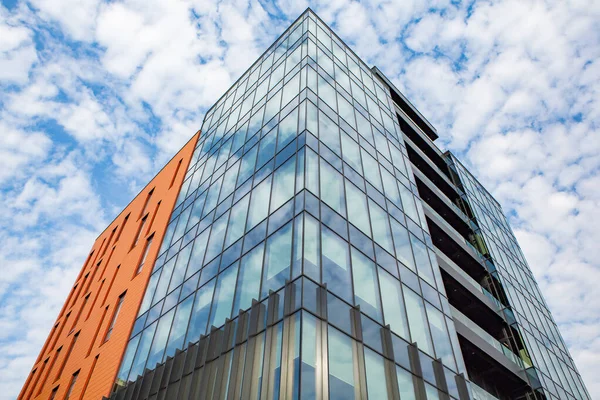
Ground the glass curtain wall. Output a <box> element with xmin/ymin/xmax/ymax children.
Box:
<box><xmin>115</xmin><ymin>9</ymin><xmax>470</xmax><ymax>399</ymax></box>
<box><xmin>448</xmin><ymin>155</ymin><xmax>591</xmax><ymax>400</ymax></box>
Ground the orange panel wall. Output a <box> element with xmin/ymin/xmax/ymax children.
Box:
<box><xmin>18</xmin><ymin>132</ymin><xmax>200</xmax><ymax>400</ymax></box>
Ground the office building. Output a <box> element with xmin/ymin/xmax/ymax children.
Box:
<box><xmin>21</xmin><ymin>9</ymin><xmax>590</xmax><ymax>400</ymax></box>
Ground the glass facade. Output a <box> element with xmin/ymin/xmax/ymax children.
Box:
<box><xmin>111</xmin><ymin>8</ymin><xmax>589</xmax><ymax>400</ymax></box>
<box><xmin>447</xmin><ymin>155</ymin><xmax>591</xmax><ymax>400</ymax></box>
<box><xmin>115</xmin><ymin>10</ymin><xmax>466</xmax><ymax>399</ymax></box>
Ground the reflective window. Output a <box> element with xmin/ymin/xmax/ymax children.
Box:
<box><xmin>262</xmin><ymin>222</ymin><xmax>293</xmax><ymax>297</ymax></box>
<box><xmin>225</xmin><ymin>195</ymin><xmax>250</xmax><ymax>247</ymax></box>
<box><xmin>368</xmin><ymin>199</ymin><xmax>394</xmax><ymax>254</ymax></box>
<box><xmin>319</xmin><ymin>110</ymin><xmax>341</xmax><ymax>156</ymax></box>
<box><xmin>322</xmin><ymin>227</ymin><xmax>352</xmax><ymax>303</ymax></box>
<box><xmin>320</xmin><ymin>159</ymin><xmax>345</xmax><ymax>216</ymax></box>
<box><xmin>233</xmin><ymin>244</ymin><xmax>263</xmax><ymax>313</ymax></box>
<box><xmin>305</xmin><ymin>148</ymin><xmax>319</xmax><ymax>195</ymax></box>
<box><xmin>346</xmin><ymin>182</ymin><xmax>371</xmax><ymax>236</ymax></box>
<box><xmin>361</xmin><ymin>149</ymin><xmax>382</xmax><ymax>190</ymax></box>
<box><xmin>399</xmin><ymin>184</ymin><xmax>419</xmax><ymax>224</ymax></box>
<box><xmin>379</xmin><ymin>268</ymin><xmax>410</xmax><ymax>340</ymax></box>
<box><xmin>365</xmin><ymin>347</ymin><xmax>389</xmax><ymax>399</ymax></box>
<box><xmin>164</xmin><ymin>295</ymin><xmax>193</xmax><ymax>359</ymax></box>
<box><xmin>351</xmin><ymin>248</ymin><xmax>382</xmax><ymax>321</ymax></box>
<box><xmin>328</xmin><ymin>327</ymin><xmax>356</xmax><ymax>400</ymax></box>
<box><xmin>185</xmin><ymin>279</ymin><xmax>216</xmax><ymax>343</ymax></box>
<box><xmin>209</xmin><ymin>263</ymin><xmax>239</xmax><ymax>328</ymax></box>
<box><xmin>271</xmin><ymin>156</ymin><xmax>296</xmax><ymax>212</ymax></box>
<box><xmin>410</xmin><ymin>235</ymin><xmax>436</xmax><ymax>287</ymax></box>
<box><xmin>204</xmin><ymin>211</ymin><xmax>229</xmax><ymax>263</ymax></box>
<box><xmin>145</xmin><ymin>308</ymin><xmax>175</xmax><ymax>369</ymax></box>
<box><xmin>341</xmin><ymin>132</ymin><xmax>362</xmax><ymax>172</ymax></box>
<box><xmin>390</xmin><ymin>218</ymin><xmax>415</xmax><ymax>272</ymax></box>
<box><xmin>404</xmin><ymin>287</ymin><xmax>434</xmax><ymax>355</ymax></box>
<box><xmin>238</xmin><ymin>145</ymin><xmax>258</xmax><ymax>185</ymax></box>
<box><xmin>301</xmin><ymin>312</ymin><xmax>318</xmax><ymax>400</ymax></box>
<box><xmin>278</xmin><ymin>107</ymin><xmax>298</xmax><ymax>151</ymax></box>
<box><xmin>426</xmin><ymin>303</ymin><xmax>456</xmax><ymax>370</ymax></box>
<box><xmin>396</xmin><ymin>366</ymin><xmax>416</xmax><ymax>400</ymax></box>
<box><xmin>247</xmin><ymin>176</ymin><xmax>272</xmax><ymax>229</ymax></box>
<box><xmin>303</xmin><ymin>214</ymin><xmax>320</xmax><ymax>281</ymax></box>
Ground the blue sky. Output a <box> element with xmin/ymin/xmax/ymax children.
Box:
<box><xmin>1</xmin><ymin>0</ymin><xmax>599</xmax><ymax>398</ymax></box>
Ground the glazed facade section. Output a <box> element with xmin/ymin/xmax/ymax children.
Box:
<box><xmin>114</xmin><ymin>10</ymin><xmax>468</xmax><ymax>399</ymax></box>
<box><xmin>18</xmin><ymin>133</ymin><xmax>199</xmax><ymax>400</ymax></box>
<box><xmin>447</xmin><ymin>156</ymin><xmax>590</xmax><ymax>400</ymax></box>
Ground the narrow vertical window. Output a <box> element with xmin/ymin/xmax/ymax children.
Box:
<box><xmin>114</xmin><ymin>214</ymin><xmax>129</xmax><ymax>243</ymax></box>
<box><xmin>136</xmin><ymin>236</ymin><xmax>154</xmax><ymax>275</ymax></box>
<box><xmin>140</xmin><ymin>188</ymin><xmax>154</xmax><ymax>219</ymax></box>
<box><xmin>49</xmin><ymin>386</ymin><xmax>59</xmax><ymax>400</ymax></box>
<box><xmin>71</xmin><ymin>294</ymin><xmax>89</xmax><ymax>331</ymax></box>
<box><xmin>133</xmin><ymin>215</ymin><xmax>148</xmax><ymax>247</ymax></box>
<box><xmin>169</xmin><ymin>159</ymin><xmax>183</xmax><ymax>189</ymax></box>
<box><xmin>65</xmin><ymin>370</ymin><xmax>79</xmax><ymax>399</ymax></box>
<box><xmin>55</xmin><ymin>332</ymin><xmax>79</xmax><ymax>381</ymax></box>
<box><xmin>104</xmin><ymin>293</ymin><xmax>126</xmax><ymax>342</ymax></box>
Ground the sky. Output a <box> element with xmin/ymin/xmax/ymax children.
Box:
<box><xmin>0</xmin><ymin>0</ymin><xmax>598</xmax><ymax>398</ymax></box>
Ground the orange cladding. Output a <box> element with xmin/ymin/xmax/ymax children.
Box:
<box><xmin>18</xmin><ymin>132</ymin><xmax>200</xmax><ymax>400</ymax></box>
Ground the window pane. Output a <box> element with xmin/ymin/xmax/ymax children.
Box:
<box><xmin>204</xmin><ymin>211</ymin><xmax>230</xmax><ymax>263</ymax></box>
<box><xmin>139</xmin><ymin>272</ymin><xmax>160</xmax><ymax>315</ymax></box>
<box><xmin>341</xmin><ymin>133</ymin><xmax>362</xmax><ymax>172</ymax></box>
<box><xmin>346</xmin><ymin>182</ymin><xmax>371</xmax><ymax>236</ymax></box>
<box><xmin>271</xmin><ymin>156</ymin><xmax>296</xmax><ymax>212</ymax></box>
<box><xmin>185</xmin><ymin>279</ymin><xmax>216</xmax><ymax>343</ymax></box>
<box><xmin>390</xmin><ymin>218</ymin><xmax>416</xmax><ymax>272</ymax></box>
<box><xmin>328</xmin><ymin>327</ymin><xmax>356</xmax><ymax>400</ymax></box>
<box><xmin>247</xmin><ymin>176</ymin><xmax>272</xmax><ymax>229</ymax></box>
<box><xmin>203</xmin><ymin>176</ymin><xmax>223</xmax><ymax>217</ymax></box>
<box><xmin>262</xmin><ymin>221</ymin><xmax>293</xmax><ymax>297</ymax></box>
<box><xmin>278</xmin><ymin>107</ymin><xmax>298</xmax><ymax>151</ymax></box>
<box><xmin>378</xmin><ymin>268</ymin><xmax>410</xmax><ymax>340</ymax></box>
<box><xmin>168</xmin><ymin>243</ymin><xmax>192</xmax><ymax>293</ymax></box>
<box><xmin>399</xmin><ymin>184</ymin><xmax>419</xmax><ymax>224</ymax></box>
<box><xmin>319</xmin><ymin>110</ymin><xmax>341</xmax><ymax>155</ymax></box>
<box><xmin>164</xmin><ymin>295</ymin><xmax>194</xmax><ymax>359</ymax></box>
<box><xmin>146</xmin><ymin>308</ymin><xmax>175</xmax><ymax>368</ymax></box>
<box><xmin>301</xmin><ymin>312</ymin><xmax>317</xmax><ymax>400</ymax></box>
<box><xmin>282</xmin><ymin>73</ymin><xmax>300</xmax><ymax>109</ymax></box>
<box><xmin>320</xmin><ymin>159</ymin><xmax>345</xmax><ymax>216</ymax></box>
<box><xmin>153</xmin><ymin>257</ymin><xmax>176</xmax><ymax>303</ymax></box>
<box><xmin>234</xmin><ymin>243</ymin><xmax>263</xmax><ymax>313</ymax></box>
<box><xmin>304</xmin><ymin>213</ymin><xmax>320</xmax><ymax>281</ymax></box>
<box><xmin>128</xmin><ymin>322</ymin><xmax>157</xmax><ymax>380</ymax></box>
<box><xmin>225</xmin><ymin>195</ymin><xmax>250</xmax><ymax>247</ymax></box>
<box><xmin>410</xmin><ymin>235</ymin><xmax>436</xmax><ymax>287</ymax></box>
<box><xmin>351</xmin><ymin>248</ymin><xmax>382</xmax><ymax>321</ymax></box>
<box><xmin>360</xmin><ymin>149</ymin><xmax>382</xmax><ymax>190</ymax></box>
<box><xmin>219</xmin><ymin>162</ymin><xmax>239</xmax><ymax>201</ymax></box>
<box><xmin>238</xmin><ymin>145</ymin><xmax>258</xmax><ymax>185</ymax></box>
<box><xmin>381</xmin><ymin>167</ymin><xmax>400</xmax><ymax>205</ymax></box>
<box><xmin>257</xmin><ymin>128</ymin><xmax>277</xmax><ymax>169</ymax></box>
<box><xmin>210</xmin><ymin>263</ymin><xmax>240</xmax><ymax>328</ymax></box>
<box><xmin>306</xmin><ymin>148</ymin><xmax>319</xmax><ymax>195</ymax></box>
<box><xmin>322</xmin><ymin>227</ymin><xmax>352</xmax><ymax>302</ymax></box>
<box><xmin>426</xmin><ymin>303</ymin><xmax>456</xmax><ymax>370</ymax></box>
<box><xmin>117</xmin><ymin>334</ymin><xmax>140</xmax><ymax>383</ymax></box>
<box><xmin>396</xmin><ymin>366</ymin><xmax>416</xmax><ymax>400</ymax></box>
<box><xmin>365</xmin><ymin>348</ymin><xmax>389</xmax><ymax>400</ymax></box>
<box><xmin>368</xmin><ymin>199</ymin><xmax>394</xmax><ymax>254</ymax></box>
<box><xmin>404</xmin><ymin>287</ymin><xmax>434</xmax><ymax>355</ymax></box>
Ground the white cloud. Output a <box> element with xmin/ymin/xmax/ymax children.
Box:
<box><xmin>0</xmin><ymin>17</ymin><xmax>38</xmax><ymax>83</ymax></box>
